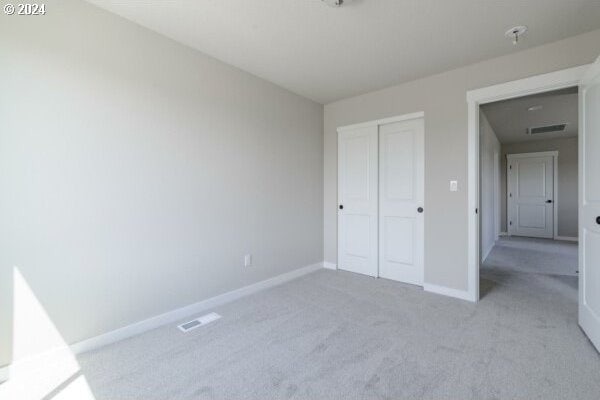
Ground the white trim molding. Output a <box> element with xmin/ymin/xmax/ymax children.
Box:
<box><xmin>467</xmin><ymin>64</ymin><xmax>589</xmax><ymax>303</ymax></box>
<box><xmin>337</xmin><ymin>111</ymin><xmax>424</xmax><ymax>132</ymax></box>
<box><xmin>0</xmin><ymin>262</ymin><xmax>326</xmax><ymax>381</ymax></box>
<box><xmin>466</xmin><ymin>65</ymin><xmax>589</xmax><ymax>104</ymax></box>
<box><xmin>322</xmin><ymin>262</ymin><xmax>337</xmax><ymax>270</ymax></box>
<box><xmin>0</xmin><ymin>364</ymin><xmax>9</xmax><ymax>383</ymax></box>
<box><xmin>424</xmin><ymin>283</ymin><xmax>473</xmax><ymax>302</ymax></box>
<box><xmin>555</xmin><ymin>236</ymin><xmax>579</xmax><ymax>242</ymax></box>
<box><xmin>506</xmin><ymin>151</ymin><xmax>559</xmax><ymax>159</ymax></box>
<box><xmin>71</xmin><ymin>262</ymin><xmax>323</xmax><ymax>354</ymax></box>
<box><xmin>481</xmin><ymin>243</ymin><xmax>494</xmax><ymax>263</ymax></box>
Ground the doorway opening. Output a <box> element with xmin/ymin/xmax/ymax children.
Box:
<box><xmin>478</xmin><ymin>87</ymin><xmax>579</xmax><ymax>299</ymax></box>
<box><xmin>467</xmin><ymin>60</ymin><xmax>600</xmax><ymax>352</ymax></box>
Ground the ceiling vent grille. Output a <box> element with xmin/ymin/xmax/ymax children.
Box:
<box><xmin>527</xmin><ymin>124</ymin><xmax>567</xmax><ymax>135</ymax></box>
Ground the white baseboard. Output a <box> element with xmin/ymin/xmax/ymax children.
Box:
<box><xmin>555</xmin><ymin>236</ymin><xmax>578</xmax><ymax>242</ymax></box>
<box><xmin>322</xmin><ymin>262</ymin><xmax>337</xmax><ymax>270</ymax></box>
<box><xmin>499</xmin><ymin>232</ymin><xmax>508</xmax><ymax>237</ymax></box>
<box><xmin>481</xmin><ymin>243</ymin><xmax>493</xmax><ymax>263</ymax></box>
<box><xmin>424</xmin><ymin>283</ymin><xmax>475</xmax><ymax>302</ymax></box>
<box><xmin>0</xmin><ymin>364</ymin><xmax>8</xmax><ymax>383</ymax></box>
<box><xmin>70</xmin><ymin>262</ymin><xmax>323</xmax><ymax>355</ymax></box>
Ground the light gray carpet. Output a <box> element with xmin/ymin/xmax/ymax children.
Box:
<box><xmin>76</xmin><ymin>244</ymin><xmax>600</xmax><ymax>400</ymax></box>
<box><xmin>483</xmin><ymin>236</ymin><xmax>578</xmax><ymax>276</ymax></box>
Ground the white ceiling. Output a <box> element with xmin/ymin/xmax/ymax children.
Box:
<box><xmin>86</xmin><ymin>0</ymin><xmax>600</xmax><ymax>104</ymax></box>
<box><xmin>481</xmin><ymin>87</ymin><xmax>578</xmax><ymax>144</ymax></box>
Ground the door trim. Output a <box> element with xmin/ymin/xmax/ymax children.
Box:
<box><xmin>506</xmin><ymin>151</ymin><xmax>559</xmax><ymax>159</ymax></box>
<box><xmin>494</xmin><ymin>151</ymin><xmax>501</xmax><ymax>241</ymax></box>
<box><xmin>466</xmin><ymin>64</ymin><xmax>589</xmax><ymax>302</ymax></box>
<box><xmin>337</xmin><ymin>111</ymin><xmax>424</xmax><ymax>132</ymax></box>
<box><xmin>506</xmin><ymin>151</ymin><xmax>559</xmax><ymax>240</ymax></box>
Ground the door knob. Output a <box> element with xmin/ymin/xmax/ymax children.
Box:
<box><xmin>339</xmin><ymin>205</ymin><xmax>344</xmax><ymax>210</ymax></box>
<box><xmin>417</xmin><ymin>207</ymin><xmax>424</xmax><ymax>213</ymax></box>
<box><xmin>546</xmin><ymin>200</ymin><xmax>553</xmax><ymax>203</ymax></box>
<box><xmin>596</xmin><ymin>216</ymin><xmax>600</xmax><ymax>225</ymax></box>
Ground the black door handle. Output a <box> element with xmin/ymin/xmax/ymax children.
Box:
<box><xmin>546</xmin><ymin>200</ymin><xmax>553</xmax><ymax>203</ymax></box>
<box><xmin>339</xmin><ymin>205</ymin><xmax>344</xmax><ymax>210</ymax></box>
<box><xmin>596</xmin><ymin>216</ymin><xmax>600</xmax><ymax>225</ymax></box>
<box><xmin>417</xmin><ymin>207</ymin><xmax>424</xmax><ymax>213</ymax></box>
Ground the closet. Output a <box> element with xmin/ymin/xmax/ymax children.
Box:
<box><xmin>337</xmin><ymin>113</ymin><xmax>424</xmax><ymax>286</ymax></box>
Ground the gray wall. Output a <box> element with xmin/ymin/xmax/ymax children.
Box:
<box><xmin>0</xmin><ymin>0</ymin><xmax>323</xmax><ymax>367</ymax></box>
<box><xmin>500</xmin><ymin>138</ymin><xmax>579</xmax><ymax>237</ymax></box>
<box><xmin>479</xmin><ymin>112</ymin><xmax>501</xmax><ymax>260</ymax></box>
<box><xmin>324</xmin><ymin>29</ymin><xmax>600</xmax><ymax>292</ymax></box>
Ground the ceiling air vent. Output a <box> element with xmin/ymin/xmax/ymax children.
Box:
<box><xmin>527</xmin><ymin>123</ymin><xmax>567</xmax><ymax>135</ymax></box>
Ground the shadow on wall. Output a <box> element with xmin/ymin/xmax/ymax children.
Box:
<box><xmin>0</xmin><ymin>267</ymin><xmax>97</xmax><ymax>399</ymax></box>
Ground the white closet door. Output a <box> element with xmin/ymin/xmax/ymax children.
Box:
<box><xmin>579</xmin><ymin>55</ymin><xmax>600</xmax><ymax>351</ymax></box>
<box><xmin>507</xmin><ymin>154</ymin><xmax>554</xmax><ymax>239</ymax></box>
<box><xmin>337</xmin><ymin>125</ymin><xmax>378</xmax><ymax>277</ymax></box>
<box><xmin>378</xmin><ymin>118</ymin><xmax>424</xmax><ymax>285</ymax></box>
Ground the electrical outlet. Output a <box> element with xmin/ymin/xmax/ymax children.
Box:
<box><xmin>244</xmin><ymin>254</ymin><xmax>252</xmax><ymax>268</ymax></box>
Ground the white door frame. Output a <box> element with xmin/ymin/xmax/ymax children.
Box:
<box><xmin>494</xmin><ymin>151</ymin><xmax>501</xmax><ymax>240</ymax></box>
<box><xmin>337</xmin><ymin>112</ymin><xmax>425</xmax><ymax>133</ymax></box>
<box><xmin>466</xmin><ymin>64</ymin><xmax>588</xmax><ymax>302</ymax></box>
<box><xmin>336</xmin><ymin>111</ymin><xmax>425</xmax><ymax>279</ymax></box>
<box><xmin>506</xmin><ymin>151</ymin><xmax>559</xmax><ymax>239</ymax></box>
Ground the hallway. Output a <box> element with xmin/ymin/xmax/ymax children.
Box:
<box><xmin>483</xmin><ymin>236</ymin><xmax>578</xmax><ymax>276</ymax></box>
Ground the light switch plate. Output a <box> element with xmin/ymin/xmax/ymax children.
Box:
<box><xmin>450</xmin><ymin>180</ymin><xmax>458</xmax><ymax>192</ymax></box>
<box><xmin>244</xmin><ymin>254</ymin><xmax>252</xmax><ymax>267</ymax></box>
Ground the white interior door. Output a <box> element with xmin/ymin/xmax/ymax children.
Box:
<box><xmin>337</xmin><ymin>125</ymin><xmax>378</xmax><ymax>277</ymax></box>
<box><xmin>507</xmin><ymin>153</ymin><xmax>555</xmax><ymax>239</ymax></box>
<box><xmin>378</xmin><ymin>118</ymin><xmax>424</xmax><ymax>285</ymax></box>
<box><xmin>579</xmin><ymin>56</ymin><xmax>600</xmax><ymax>351</ymax></box>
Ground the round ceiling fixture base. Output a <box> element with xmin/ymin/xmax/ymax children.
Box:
<box><xmin>322</xmin><ymin>0</ymin><xmax>344</xmax><ymax>7</ymax></box>
<box><xmin>505</xmin><ymin>26</ymin><xmax>528</xmax><ymax>45</ymax></box>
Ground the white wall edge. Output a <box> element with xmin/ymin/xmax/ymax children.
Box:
<box><xmin>555</xmin><ymin>236</ymin><xmax>579</xmax><ymax>242</ymax></box>
<box><xmin>424</xmin><ymin>283</ymin><xmax>475</xmax><ymax>302</ymax></box>
<box><xmin>322</xmin><ymin>262</ymin><xmax>337</xmax><ymax>270</ymax></box>
<box><xmin>70</xmin><ymin>262</ymin><xmax>323</xmax><ymax>355</ymax></box>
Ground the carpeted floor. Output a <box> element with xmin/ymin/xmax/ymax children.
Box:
<box><xmin>483</xmin><ymin>236</ymin><xmax>578</xmax><ymax>276</ymax></box>
<box><xmin>75</xmin><ymin>237</ymin><xmax>600</xmax><ymax>400</ymax></box>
